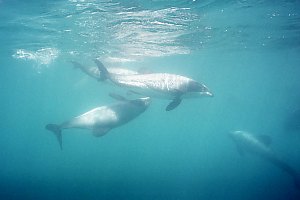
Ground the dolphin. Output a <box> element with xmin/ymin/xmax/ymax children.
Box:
<box><xmin>94</xmin><ymin>59</ymin><xmax>213</xmax><ymax>111</ymax></box>
<box><xmin>228</xmin><ymin>130</ymin><xmax>300</xmax><ymax>190</ymax></box>
<box><xmin>45</xmin><ymin>95</ymin><xmax>151</xmax><ymax>149</ymax></box>
<box><xmin>70</xmin><ymin>61</ymin><xmax>140</xmax><ymax>81</ymax></box>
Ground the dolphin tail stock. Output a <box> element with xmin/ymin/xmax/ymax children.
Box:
<box><xmin>93</xmin><ymin>59</ymin><xmax>110</xmax><ymax>81</ymax></box>
<box><xmin>45</xmin><ymin>124</ymin><xmax>63</xmax><ymax>150</ymax></box>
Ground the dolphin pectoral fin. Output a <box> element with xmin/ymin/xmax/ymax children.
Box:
<box><xmin>166</xmin><ymin>98</ymin><xmax>182</xmax><ymax>111</ymax></box>
<box><xmin>45</xmin><ymin>124</ymin><xmax>63</xmax><ymax>150</ymax></box>
<box><xmin>92</xmin><ymin>127</ymin><xmax>110</xmax><ymax>137</ymax></box>
<box><xmin>256</xmin><ymin>134</ymin><xmax>272</xmax><ymax>146</ymax></box>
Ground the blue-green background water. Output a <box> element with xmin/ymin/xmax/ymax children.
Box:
<box><xmin>1</xmin><ymin>0</ymin><xmax>300</xmax><ymax>199</ymax></box>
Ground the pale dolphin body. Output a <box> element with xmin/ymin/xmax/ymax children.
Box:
<box><xmin>94</xmin><ymin>59</ymin><xmax>213</xmax><ymax>111</ymax></box>
<box><xmin>71</xmin><ymin>61</ymin><xmax>140</xmax><ymax>81</ymax></box>
<box><xmin>229</xmin><ymin>130</ymin><xmax>300</xmax><ymax>190</ymax></box>
<box><xmin>45</xmin><ymin>96</ymin><xmax>150</xmax><ymax>149</ymax></box>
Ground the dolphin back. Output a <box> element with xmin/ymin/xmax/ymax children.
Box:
<box><xmin>94</xmin><ymin>59</ymin><xmax>109</xmax><ymax>81</ymax></box>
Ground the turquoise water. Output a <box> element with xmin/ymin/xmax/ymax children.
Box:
<box><xmin>1</xmin><ymin>0</ymin><xmax>300</xmax><ymax>199</ymax></box>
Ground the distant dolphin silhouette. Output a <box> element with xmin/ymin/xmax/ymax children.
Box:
<box><xmin>70</xmin><ymin>61</ymin><xmax>145</xmax><ymax>81</ymax></box>
<box><xmin>94</xmin><ymin>59</ymin><xmax>213</xmax><ymax>111</ymax></box>
<box><xmin>45</xmin><ymin>95</ymin><xmax>150</xmax><ymax>150</ymax></box>
<box><xmin>229</xmin><ymin>130</ymin><xmax>300</xmax><ymax>190</ymax></box>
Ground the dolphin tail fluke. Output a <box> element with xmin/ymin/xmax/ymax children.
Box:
<box><xmin>45</xmin><ymin>124</ymin><xmax>62</xmax><ymax>150</ymax></box>
<box><xmin>93</xmin><ymin>59</ymin><xmax>109</xmax><ymax>81</ymax></box>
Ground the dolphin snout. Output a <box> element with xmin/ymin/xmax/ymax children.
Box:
<box><xmin>207</xmin><ymin>91</ymin><xmax>214</xmax><ymax>97</ymax></box>
<box><xmin>201</xmin><ymin>91</ymin><xmax>214</xmax><ymax>97</ymax></box>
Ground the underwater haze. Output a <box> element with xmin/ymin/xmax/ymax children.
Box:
<box><xmin>1</xmin><ymin>0</ymin><xmax>300</xmax><ymax>199</ymax></box>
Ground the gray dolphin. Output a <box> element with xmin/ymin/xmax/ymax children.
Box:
<box><xmin>70</xmin><ymin>61</ymin><xmax>140</xmax><ymax>81</ymax></box>
<box><xmin>229</xmin><ymin>130</ymin><xmax>300</xmax><ymax>190</ymax></box>
<box><xmin>45</xmin><ymin>95</ymin><xmax>150</xmax><ymax>149</ymax></box>
<box><xmin>94</xmin><ymin>59</ymin><xmax>213</xmax><ymax>111</ymax></box>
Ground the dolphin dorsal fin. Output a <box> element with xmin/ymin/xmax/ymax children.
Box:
<box><xmin>256</xmin><ymin>134</ymin><xmax>272</xmax><ymax>146</ymax></box>
<box><xmin>94</xmin><ymin>59</ymin><xmax>109</xmax><ymax>81</ymax></box>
